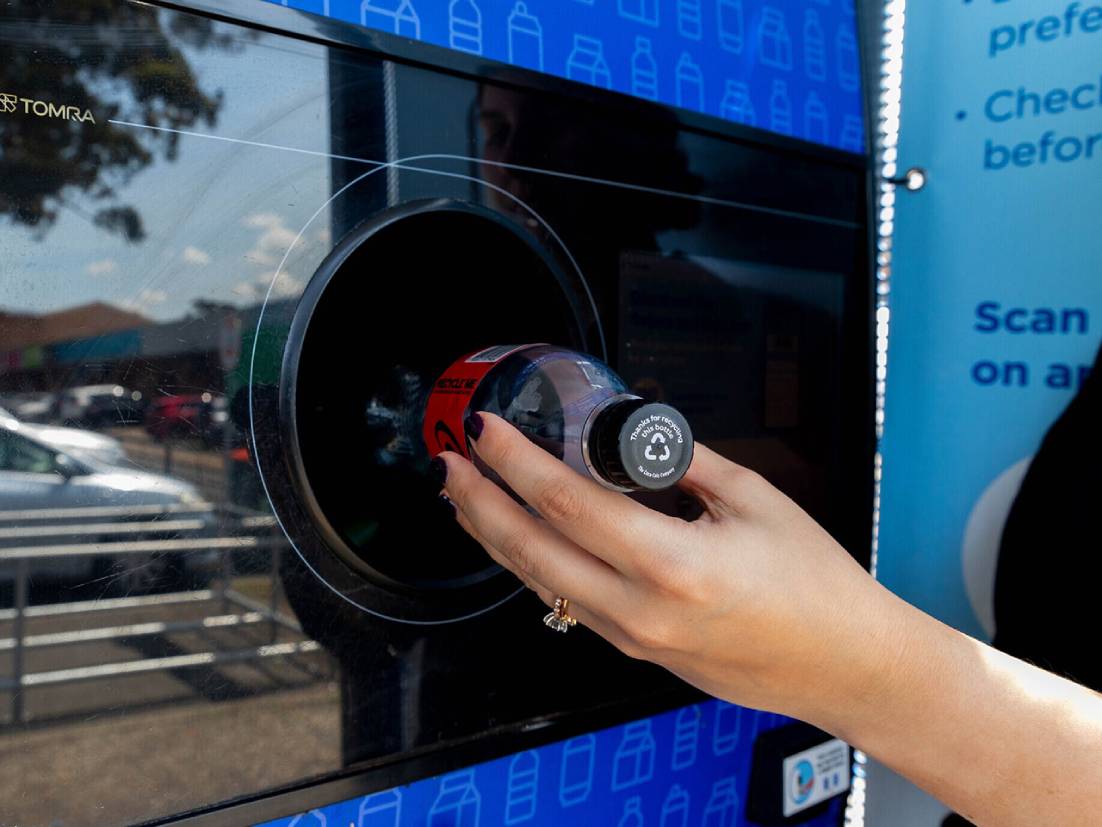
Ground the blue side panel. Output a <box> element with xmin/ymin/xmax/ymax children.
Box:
<box><xmin>258</xmin><ymin>700</ymin><xmax>844</xmax><ymax>826</ymax></box>
<box><xmin>258</xmin><ymin>0</ymin><xmax>865</xmax><ymax>153</ymax></box>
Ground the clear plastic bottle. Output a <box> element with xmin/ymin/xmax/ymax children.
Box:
<box><xmin>423</xmin><ymin>344</ymin><xmax>693</xmax><ymax>492</ymax></box>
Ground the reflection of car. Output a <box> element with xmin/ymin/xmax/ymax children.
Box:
<box><xmin>2</xmin><ymin>392</ymin><xmax>55</xmax><ymax>423</ymax></box>
<box><xmin>0</xmin><ymin>406</ymin><xmax>126</xmax><ymax>466</ymax></box>
<box><xmin>145</xmin><ymin>392</ymin><xmax>228</xmax><ymax>444</ymax></box>
<box><xmin>0</xmin><ymin>418</ymin><xmax>217</xmax><ymax>594</ymax></box>
<box><xmin>56</xmin><ymin>384</ymin><xmax>146</xmax><ymax>428</ymax></box>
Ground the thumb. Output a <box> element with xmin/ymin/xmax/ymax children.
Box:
<box><xmin>677</xmin><ymin>442</ymin><xmax>766</xmax><ymax>520</ymax></box>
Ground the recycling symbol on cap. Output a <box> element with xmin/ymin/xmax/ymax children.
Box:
<box><xmin>644</xmin><ymin>432</ymin><xmax>671</xmax><ymax>463</ymax></box>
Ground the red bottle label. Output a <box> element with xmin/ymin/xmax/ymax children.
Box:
<box><xmin>422</xmin><ymin>345</ymin><xmax>530</xmax><ymax>459</ymax></box>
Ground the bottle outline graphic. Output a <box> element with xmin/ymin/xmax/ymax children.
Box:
<box><xmin>361</xmin><ymin>0</ymin><xmax>420</xmax><ymax>39</ymax></box>
<box><xmin>505</xmin><ymin>750</ymin><xmax>539</xmax><ymax>824</ymax></box>
<box><xmin>559</xmin><ymin>734</ymin><xmax>596</xmax><ymax>807</ymax></box>
<box><xmin>507</xmin><ymin>2</ymin><xmax>543</xmax><ymax>71</ymax></box>
<box><xmin>836</xmin><ymin>25</ymin><xmax>860</xmax><ymax>91</ymax></box>
<box><xmin>612</xmin><ymin>720</ymin><xmax>657</xmax><ymax>791</ymax></box>
<box><xmin>449</xmin><ymin>0</ymin><xmax>483</xmax><ymax>55</ymax></box>
<box><xmin>716</xmin><ymin>0</ymin><xmax>744</xmax><ymax>54</ymax></box>
<box><xmin>429</xmin><ymin>769</ymin><xmax>481</xmax><ymax>827</ymax></box>
<box><xmin>804</xmin><ymin>90</ymin><xmax>829</xmax><ymax>143</ymax></box>
<box><xmin>769</xmin><ymin>79</ymin><xmax>793</xmax><ymax>135</ymax></box>
<box><xmin>619</xmin><ymin>796</ymin><xmax>645</xmax><ymax>827</ymax></box>
<box><xmin>803</xmin><ymin>10</ymin><xmax>826</xmax><ymax>81</ymax></box>
<box><xmin>712</xmin><ymin>701</ymin><xmax>741</xmax><ymax>755</ymax></box>
<box><xmin>677</xmin><ymin>0</ymin><xmax>702</xmax><ymax>40</ymax></box>
<box><xmin>672</xmin><ymin>705</ymin><xmax>702</xmax><ymax>770</ymax></box>
<box><xmin>358</xmin><ymin>789</ymin><xmax>401</xmax><ymax>827</ymax></box>
<box><xmin>631</xmin><ymin>37</ymin><xmax>659</xmax><ymax>101</ymax></box>
<box><xmin>618</xmin><ymin>0</ymin><xmax>660</xmax><ymax>27</ymax></box>
<box><xmin>758</xmin><ymin>7</ymin><xmax>793</xmax><ymax>70</ymax></box>
<box><xmin>719</xmin><ymin>80</ymin><xmax>755</xmax><ymax>125</ymax></box>
<box><xmin>674</xmin><ymin>52</ymin><xmax>704</xmax><ymax>112</ymax></box>
<box><xmin>566</xmin><ymin>35</ymin><xmax>612</xmax><ymax>89</ymax></box>
<box><xmin>839</xmin><ymin>114</ymin><xmax>863</xmax><ymax>151</ymax></box>
<box><xmin>702</xmin><ymin>777</ymin><xmax>739</xmax><ymax>827</ymax></box>
<box><xmin>661</xmin><ymin>784</ymin><xmax>690</xmax><ymax>827</ymax></box>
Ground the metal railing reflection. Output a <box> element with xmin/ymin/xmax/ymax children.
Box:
<box><xmin>0</xmin><ymin>503</ymin><xmax>325</xmax><ymax>726</ymax></box>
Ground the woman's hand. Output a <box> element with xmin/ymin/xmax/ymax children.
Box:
<box><xmin>436</xmin><ymin>412</ymin><xmax>1102</xmax><ymax>827</ymax></box>
<box><xmin>435</xmin><ymin>411</ymin><xmax>893</xmax><ymax>720</ymax></box>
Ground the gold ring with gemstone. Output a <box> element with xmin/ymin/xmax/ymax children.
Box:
<box><xmin>543</xmin><ymin>596</ymin><xmax>578</xmax><ymax>633</ymax></box>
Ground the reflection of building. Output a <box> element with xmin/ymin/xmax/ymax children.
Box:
<box><xmin>0</xmin><ymin>300</ymin><xmax>147</xmax><ymax>350</ymax></box>
<box><xmin>0</xmin><ymin>300</ymin><xmax>289</xmax><ymax>396</ymax></box>
<box><xmin>0</xmin><ymin>302</ymin><xmax>149</xmax><ymax>387</ymax></box>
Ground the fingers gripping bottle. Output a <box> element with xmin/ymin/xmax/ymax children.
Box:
<box><xmin>423</xmin><ymin>344</ymin><xmax>693</xmax><ymax>492</ymax></box>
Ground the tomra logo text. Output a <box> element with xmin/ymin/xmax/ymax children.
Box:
<box><xmin>0</xmin><ymin>92</ymin><xmax>95</xmax><ymax>123</ymax></box>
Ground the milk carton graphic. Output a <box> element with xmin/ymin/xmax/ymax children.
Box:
<box><xmin>702</xmin><ymin>777</ymin><xmax>739</xmax><ymax>827</ymax></box>
<box><xmin>758</xmin><ymin>7</ymin><xmax>793</xmax><ymax>70</ymax></box>
<box><xmin>429</xmin><ymin>770</ymin><xmax>481</xmax><ymax>827</ymax></box>
<box><xmin>361</xmin><ymin>0</ymin><xmax>420</xmax><ymax>39</ymax></box>
<box><xmin>619</xmin><ymin>0</ymin><xmax>659</xmax><ymax>27</ymax></box>
<box><xmin>449</xmin><ymin>0</ymin><xmax>483</xmax><ymax>55</ymax></box>
<box><xmin>559</xmin><ymin>734</ymin><xmax>596</xmax><ymax>807</ymax></box>
<box><xmin>674</xmin><ymin>53</ymin><xmax>704</xmax><ymax>111</ymax></box>
<box><xmin>358</xmin><ymin>789</ymin><xmax>401</xmax><ymax>827</ymax></box>
<box><xmin>619</xmin><ymin>796</ymin><xmax>645</xmax><ymax>827</ymax></box>
<box><xmin>612</xmin><ymin>720</ymin><xmax>657</xmax><ymax>791</ymax></box>
<box><xmin>288</xmin><ymin>812</ymin><xmax>326</xmax><ymax>827</ymax></box>
<box><xmin>507</xmin><ymin>2</ymin><xmax>543</xmax><ymax>70</ymax></box>
<box><xmin>660</xmin><ymin>784</ymin><xmax>690</xmax><ymax>827</ymax></box>
<box><xmin>566</xmin><ymin>35</ymin><xmax>612</xmax><ymax>89</ymax></box>
<box><xmin>631</xmin><ymin>37</ymin><xmax>659</xmax><ymax>101</ymax></box>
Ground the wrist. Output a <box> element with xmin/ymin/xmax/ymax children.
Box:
<box><xmin>775</xmin><ymin>576</ymin><xmax>930</xmax><ymax>742</ymax></box>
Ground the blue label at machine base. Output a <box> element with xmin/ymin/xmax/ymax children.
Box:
<box><xmin>259</xmin><ymin>700</ymin><xmax>846</xmax><ymax>826</ymax></box>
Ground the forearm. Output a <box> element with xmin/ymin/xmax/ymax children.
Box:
<box><xmin>803</xmin><ymin>583</ymin><xmax>1102</xmax><ymax>826</ymax></box>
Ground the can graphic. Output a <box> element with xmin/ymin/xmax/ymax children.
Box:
<box><xmin>507</xmin><ymin>2</ymin><xmax>543</xmax><ymax>70</ymax></box>
<box><xmin>559</xmin><ymin>734</ymin><xmax>596</xmax><ymax>807</ymax></box>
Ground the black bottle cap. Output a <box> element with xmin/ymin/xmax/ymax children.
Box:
<box><xmin>589</xmin><ymin>399</ymin><xmax>694</xmax><ymax>491</ymax></box>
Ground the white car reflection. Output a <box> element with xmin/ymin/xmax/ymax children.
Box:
<box><xmin>0</xmin><ymin>406</ymin><xmax>127</xmax><ymax>466</ymax></box>
<box><xmin>0</xmin><ymin>417</ymin><xmax>217</xmax><ymax>594</ymax></box>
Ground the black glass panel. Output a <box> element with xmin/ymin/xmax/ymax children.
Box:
<box><xmin>0</xmin><ymin>2</ymin><xmax>871</xmax><ymax>824</ymax></box>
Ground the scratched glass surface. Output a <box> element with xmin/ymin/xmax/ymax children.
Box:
<box><xmin>0</xmin><ymin>3</ymin><xmax>865</xmax><ymax>824</ymax></box>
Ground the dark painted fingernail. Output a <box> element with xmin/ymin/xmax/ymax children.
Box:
<box><xmin>429</xmin><ymin>455</ymin><xmax>448</xmax><ymax>487</ymax></box>
<box><xmin>438</xmin><ymin>493</ymin><xmax>456</xmax><ymax>518</ymax></box>
<box><xmin>464</xmin><ymin>412</ymin><xmax>484</xmax><ymax>442</ymax></box>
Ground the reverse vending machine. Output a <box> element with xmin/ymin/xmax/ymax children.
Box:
<box><xmin>0</xmin><ymin>1</ymin><xmax>873</xmax><ymax>824</ymax></box>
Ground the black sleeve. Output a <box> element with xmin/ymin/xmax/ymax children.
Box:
<box><xmin>992</xmin><ymin>338</ymin><xmax>1102</xmax><ymax>690</ymax></box>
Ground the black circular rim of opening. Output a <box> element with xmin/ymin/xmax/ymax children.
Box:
<box><xmin>273</xmin><ymin>197</ymin><xmax>600</xmax><ymax>623</ymax></box>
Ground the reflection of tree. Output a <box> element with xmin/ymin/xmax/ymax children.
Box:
<box><xmin>0</xmin><ymin>3</ymin><xmax>236</xmax><ymax>241</ymax></box>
